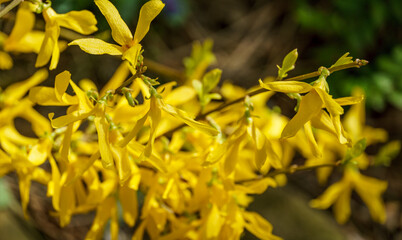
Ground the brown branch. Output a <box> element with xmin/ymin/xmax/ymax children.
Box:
<box><xmin>235</xmin><ymin>161</ymin><xmax>341</xmax><ymax>184</ymax></box>
<box><xmin>0</xmin><ymin>0</ymin><xmax>23</xmax><ymax>18</ymax></box>
<box><xmin>160</xmin><ymin>59</ymin><xmax>367</xmax><ymax>136</ymax></box>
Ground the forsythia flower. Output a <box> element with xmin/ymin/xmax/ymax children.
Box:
<box><xmin>69</xmin><ymin>0</ymin><xmax>164</xmax><ymax>71</ymax></box>
<box><xmin>4</xmin><ymin>1</ymin><xmax>97</xmax><ymax>70</ymax></box>
<box><xmin>259</xmin><ymin>68</ymin><xmax>363</xmax><ymax>157</ymax></box>
<box><xmin>310</xmin><ymin>167</ymin><xmax>387</xmax><ymax>224</ymax></box>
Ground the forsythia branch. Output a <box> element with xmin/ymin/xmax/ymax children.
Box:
<box><xmin>0</xmin><ymin>0</ymin><xmax>23</xmax><ymax>18</ymax></box>
<box><xmin>161</xmin><ymin>59</ymin><xmax>368</xmax><ymax>137</ymax></box>
<box><xmin>235</xmin><ymin>161</ymin><xmax>342</xmax><ymax>184</ymax></box>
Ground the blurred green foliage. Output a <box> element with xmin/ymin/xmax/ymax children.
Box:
<box><xmin>293</xmin><ymin>0</ymin><xmax>402</xmax><ymax>111</ymax></box>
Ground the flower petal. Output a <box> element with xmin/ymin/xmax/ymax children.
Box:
<box><xmin>281</xmin><ymin>90</ymin><xmax>322</xmax><ymax>138</ymax></box>
<box><xmin>56</xmin><ymin>10</ymin><xmax>97</xmax><ymax>35</ymax></box>
<box><xmin>95</xmin><ymin>0</ymin><xmax>133</xmax><ymax>45</ymax></box>
<box><xmin>310</xmin><ymin>181</ymin><xmax>346</xmax><ymax>209</ymax></box>
<box><xmin>159</xmin><ymin>99</ymin><xmax>219</xmax><ymax>136</ymax></box>
<box><xmin>259</xmin><ymin>79</ymin><xmax>312</xmax><ymax>93</ymax></box>
<box><xmin>333</xmin><ymin>187</ymin><xmax>352</xmax><ymax>224</ymax></box>
<box><xmin>119</xmin><ymin>185</ymin><xmax>138</xmax><ymax>227</ymax></box>
<box><xmin>3</xmin><ymin>69</ymin><xmax>48</xmax><ymax>104</ymax></box>
<box><xmin>94</xmin><ymin>116</ymin><xmax>114</xmax><ymax>169</ymax></box>
<box><xmin>5</xmin><ymin>3</ymin><xmax>35</xmax><ymax>45</ymax></box>
<box><xmin>69</xmin><ymin>38</ymin><xmax>123</xmax><ymax>55</ymax></box>
<box><xmin>122</xmin><ymin>43</ymin><xmax>141</xmax><ymax>67</ymax></box>
<box><xmin>35</xmin><ymin>22</ymin><xmax>59</xmax><ymax>69</ymax></box>
<box><xmin>335</xmin><ymin>95</ymin><xmax>364</xmax><ymax>106</ymax></box>
<box><xmin>0</xmin><ymin>51</ymin><xmax>13</xmax><ymax>70</ymax></box>
<box><xmin>243</xmin><ymin>211</ymin><xmax>282</xmax><ymax>240</ymax></box>
<box><xmin>133</xmin><ymin>0</ymin><xmax>165</xmax><ymax>43</ymax></box>
<box><xmin>315</xmin><ymin>88</ymin><xmax>344</xmax><ymax>115</ymax></box>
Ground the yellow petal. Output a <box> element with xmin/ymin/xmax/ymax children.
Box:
<box><xmin>29</xmin><ymin>86</ymin><xmax>77</xmax><ymax>106</ymax></box>
<box><xmin>281</xmin><ymin>90</ymin><xmax>322</xmax><ymax>138</ymax></box>
<box><xmin>119</xmin><ymin>185</ymin><xmax>138</xmax><ymax>227</ymax></box>
<box><xmin>5</xmin><ymin>4</ymin><xmax>35</xmax><ymax>45</ymax></box>
<box><xmin>0</xmin><ymin>51</ymin><xmax>13</xmax><ymax>70</ymax></box>
<box><xmin>55</xmin><ymin>10</ymin><xmax>97</xmax><ymax>35</ymax></box>
<box><xmin>85</xmin><ymin>196</ymin><xmax>116</xmax><ymax>240</ymax></box>
<box><xmin>236</xmin><ymin>178</ymin><xmax>277</xmax><ymax>194</ymax></box>
<box><xmin>35</xmin><ymin>23</ymin><xmax>59</xmax><ymax>69</ymax></box>
<box><xmin>59</xmin><ymin>185</ymin><xmax>75</xmax><ymax>227</ymax></box>
<box><xmin>206</xmin><ymin>205</ymin><xmax>222</xmax><ymax>239</ymax></box>
<box><xmin>20</xmin><ymin>107</ymin><xmax>52</xmax><ymax>136</ymax></box>
<box><xmin>17</xmin><ymin>174</ymin><xmax>31</xmax><ymax>219</ymax></box>
<box><xmin>69</xmin><ymin>38</ymin><xmax>123</xmax><ymax>55</ymax></box>
<box><xmin>94</xmin><ymin>116</ymin><xmax>114</xmax><ymax>169</ymax></box>
<box><xmin>69</xmin><ymin>79</ymin><xmax>94</xmax><ymax>112</ymax></box>
<box><xmin>48</xmin><ymin>155</ymin><xmax>61</xmax><ymax>211</ymax></box>
<box><xmin>122</xmin><ymin>43</ymin><xmax>141</xmax><ymax>67</ymax></box>
<box><xmin>159</xmin><ymin>99</ymin><xmax>219</xmax><ymax>136</ymax></box>
<box><xmin>335</xmin><ymin>95</ymin><xmax>364</xmax><ymax>106</ymax></box>
<box><xmin>143</xmin><ymin>97</ymin><xmax>161</xmax><ymax>158</ymax></box>
<box><xmin>60</xmin><ymin>123</ymin><xmax>73</xmax><ymax>163</ymax></box>
<box><xmin>164</xmin><ymin>86</ymin><xmax>197</xmax><ymax>106</ymax></box>
<box><xmin>5</xmin><ymin>30</ymin><xmax>44</xmax><ymax>53</ymax></box>
<box><xmin>111</xmin><ymin>145</ymin><xmax>131</xmax><ymax>183</ymax></box>
<box><xmin>224</xmin><ymin>134</ymin><xmax>244</xmax><ymax>176</ymax></box>
<box><xmin>55</xmin><ymin>71</ymin><xmax>72</xmax><ymax>102</ymax></box>
<box><xmin>309</xmin><ymin>181</ymin><xmax>346</xmax><ymax>209</ymax></box>
<box><xmin>331</xmin><ymin>114</ymin><xmax>349</xmax><ymax>145</ymax></box>
<box><xmin>49</xmin><ymin>108</ymin><xmax>94</xmax><ymax>128</ymax></box>
<box><xmin>133</xmin><ymin>0</ymin><xmax>165</xmax><ymax>43</ymax></box>
<box><xmin>333</xmin><ymin>187</ymin><xmax>352</xmax><ymax>224</ymax></box>
<box><xmin>28</xmin><ymin>139</ymin><xmax>50</xmax><ymax>165</ymax></box>
<box><xmin>118</xmin><ymin>112</ymin><xmax>148</xmax><ymax>148</ymax></box>
<box><xmin>128</xmin><ymin>141</ymin><xmax>167</xmax><ymax>173</ymax></box>
<box><xmin>315</xmin><ymin>88</ymin><xmax>344</xmax><ymax>115</ymax></box>
<box><xmin>310</xmin><ymin>110</ymin><xmax>338</xmax><ymax>137</ymax></box>
<box><xmin>353</xmin><ymin>172</ymin><xmax>387</xmax><ymax>224</ymax></box>
<box><xmin>243</xmin><ymin>211</ymin><xmax>282</xmax><ymax>240</ymax></box>
<box><xmin>259</xmin><ymin>79</ymin><xmax>312</xmax><ymax>93</ymax></box>
<box><xmin>304</xmin><ymin>121</ymin><xmax>321</xmax><ymax>158</ymax></box>
<box><xmin>95</xmin><ymin>0</ymin><xmax>133</xmax><ymax>45</ymax></box>
<box><xmin>2</xmin><ymin>69</ymin><xmax>48</xmax><ymax>104</ymax></box>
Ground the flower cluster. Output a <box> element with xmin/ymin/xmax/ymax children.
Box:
<box><xmin>0</xmin><ymin>0</ymin><xmax>400</xmax><ymax>239</ymax></box>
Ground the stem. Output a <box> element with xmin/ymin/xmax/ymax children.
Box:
<box><xmin>161</xmin><ymin>59</ymin><xmax>367</xmax><ymax>136</ymax></box>
<box><xmin>0</xmin><ymin>0</ymin><xmax>23</xmax><ymax>18</ymax></box>
<box><xmin>235</xmin><ymin>161</ymin><xmax>341</xmax><ymax>184</ymax></box>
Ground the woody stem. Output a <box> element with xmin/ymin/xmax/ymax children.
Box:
<box><xmin>235</xmin><ymin>161</ymin><xmax>341</xmax><ymax>184</ymax></box>
<box><xmin>162</xmin><ymin>60</ymin><xmax>367</xmax><ymax>136</ymax></box>
<box><xmin>0</xmin><ymin>0</ymin><xmax>23</xmax><ymax>18</ymax></box>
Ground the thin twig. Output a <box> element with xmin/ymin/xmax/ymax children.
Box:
<box><xmin>0</xmin><ymin>0</ymin><xmax>23</xmax><ymax>18</ymax></box>
<box><xmin>235</xmin><ymin>161</ymin><xmax>341</xmax><ymax>184</ymax></box>
<box><xmin>161</xmin><ymin>59</ymin><xmax>367</xmax><ymax>136</ymax></box>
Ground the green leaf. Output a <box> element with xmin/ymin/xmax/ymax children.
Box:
<box><xmin>183</xmin><ymin>39</ymin><xmax>216</xmax><ymax>80</ymax></box>
<box><xmin>192</xmin><ymin>79</ymin><xmax>203</xmax><ymax>97</ymax></box>
<box><xmin>207</xmin><ymin>93</ymin><xmax>222</xmax><ymax>100</ymax></box>
<box><xmin>330</xmin><ymin>52</ymin><xmax>353</xmax><ymax>68</ymax></box>
<box><xmin>202</xmin><ymin>68</ymin><xmax>222</xmax><ymax>93</ymax></box>
<box><xmin>343</xmin><ymin>138</ymin><xmax>367</xmax><ymax>165</ymax></box>
<box><xmin>374</xmin><ymin>141</ymin><xmax>401</xmax><ymax>167</ymax></box>
<box><xmin>277</xmin><ymin>49</ymin><xmax>298</xmax><ymax>80</ymax></box>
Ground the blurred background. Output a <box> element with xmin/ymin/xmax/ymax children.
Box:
<box><xmin>0</xmin><ymin>0</ymin><xmax>401</xmax><ymax>239</ymax></box>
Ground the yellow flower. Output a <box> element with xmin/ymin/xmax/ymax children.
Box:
<box><xmin>69</xmin><ymin>0</ymin><xmax>164</xmax><ymax>70</ymax></box>
<box><xmin>310</xmin><ymin>167</ymin><xmax>387</xmax><ymax>224</ymax></box>
<box><xmin>3</xmin><ymin>3</ymin><xmax>46</xmax><ymax>54</ymax></box>
<box><xmin>36</xmin><ymin>5</ymin><xmax>98</xmax><ymax>69</ymax></box>
<box><xmin>259</xmin><ymin>71</ymin><xmax>363</xmax><ymax>157</ymax></box>
<box><xmin>0</xmin><ymin>49</ymin><xmax>13</xmax><ymax>70</ymax></box>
